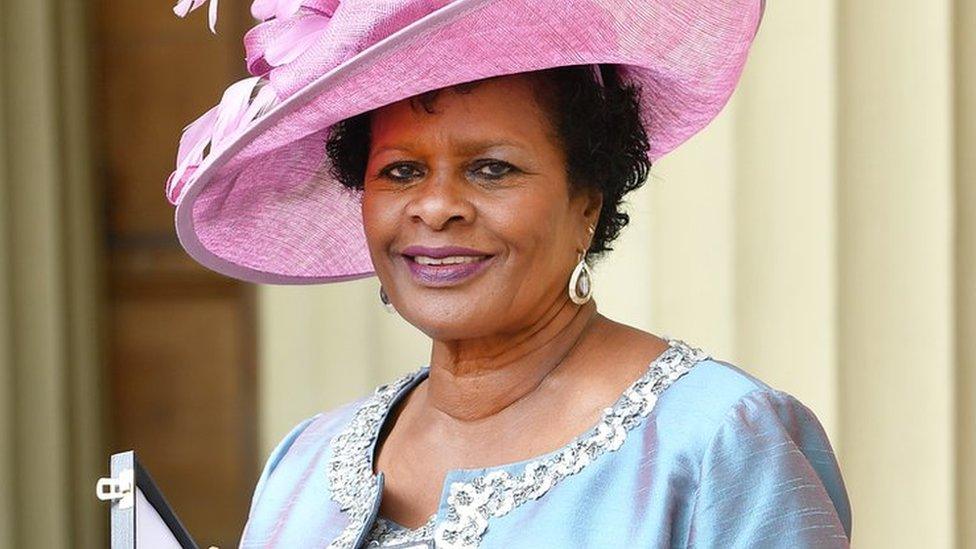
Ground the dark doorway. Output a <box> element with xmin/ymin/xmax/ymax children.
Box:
<box><xmin>91</xmin><ymin>1</ymin><xmax>258</xmax><ymax>545</ymax></box>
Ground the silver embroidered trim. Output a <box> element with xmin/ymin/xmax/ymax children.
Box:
<box><xmin>432</xmin><ymin>339</ymin><xmax>708</xmax><ymax>549</ymax></box>
<box><xmin>327</xmin><ymin>369</ymin><xmax>427</xmax><ymax>549</ymax></box>
<box><xmin>364</xmin><ymin>514</ymin><xmax>437</xmax><ymax>547</ymax></box>
<box><xmin>326</xmin><ymin>338</ymin><xmax>708</xmax><ymax>549</ymax></box>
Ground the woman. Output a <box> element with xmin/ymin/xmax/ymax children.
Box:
<box><xmin>167</xmin><ymin>0</ymin><xmax>851</xmax><ymax>547</ymax></box>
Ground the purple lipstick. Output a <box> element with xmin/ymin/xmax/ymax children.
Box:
<box><xmin>400</xmin><ymin>245</ymin><xmax>494</xmax><ymax>287</ymax></box>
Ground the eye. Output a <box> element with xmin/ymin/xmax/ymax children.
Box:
<box><xmin>379</xmin><ymin>162</ymin><xmax>424</xmax><ymax>182</ymax></box>
<box><xmin>471</xmin><ymin>160</ymin><xmax>516</xmax><ymax>180</ymax></box>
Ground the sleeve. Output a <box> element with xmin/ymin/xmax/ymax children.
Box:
<box><xmin>686</xmin><ymin>388</ymin><xmax>852</xmax><ymax>548</ymax></box>
<box><xmin>245</xmin><ymin>414</ymin><xmax>321</xmax><ymax>518</ymax></box>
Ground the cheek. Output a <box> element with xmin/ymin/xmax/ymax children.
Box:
<box><xmin>490</xmin><ymin>188</ymin><xmax>574</xmax><ymax>270</ymax></box>
<box><xmin>360</xmin><ymin>190</ymin><xmax>400</xmax><ymax>259</ymax></box>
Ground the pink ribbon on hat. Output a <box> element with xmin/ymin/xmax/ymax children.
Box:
<box><xmin>245</xmin><ymin>0</ymin><xmax>341</xmax><ymax>76</ymax></box>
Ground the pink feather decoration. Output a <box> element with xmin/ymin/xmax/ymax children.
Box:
<box><xmin>166</xmin><ymin>78</ymin><xmax>279</xmax><ymax>204</ymax></box>
<box><xmin>173</xmin><ymin>0</ymin><xmax>220</xmax><ymax>33</ymax></box>
<box><xmin>251</xmin><ymin>0</ymin><xmax>339</xmax><ymax>22</ymax></box>
<box><xmin>167</xmin><ymin>0</ymin><xmax>341</xmax><ymax>204</ymax></box>
<box><xmin>251</xmin><ymin>0</ymin><xmax>304</xmax><ymax>21</ymax></box>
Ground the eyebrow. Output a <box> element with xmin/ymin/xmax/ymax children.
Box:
<box><xmin>370</xmin><ymin>139</ymin><xmax>525</xmax><ymax>159</ymax></box>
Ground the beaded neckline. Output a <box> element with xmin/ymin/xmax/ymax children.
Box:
<box><xmin>329</xmin><ymin>337</ymin><xmax>709</xmax><ymax>548</ymax></box>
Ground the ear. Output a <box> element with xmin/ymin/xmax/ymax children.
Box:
<box><xmin>577</xmin><ymin>188</ymin><xmax>603</xmax><ymax>250</ymax></box>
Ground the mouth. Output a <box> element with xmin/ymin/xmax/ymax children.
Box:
<box><xmin>399</xmin><ymin>246</ymin><xmax>495</xmax><ymax>287</ymax></box>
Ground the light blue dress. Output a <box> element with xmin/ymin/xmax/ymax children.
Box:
<box><xmin>239</xmin><ymin>338</ymin><xmax>852</xmax><ymax>548</ymax></box>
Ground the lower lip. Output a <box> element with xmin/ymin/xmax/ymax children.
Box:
<box><xmin>402</xmin><ymin>255</ymin><xmax>493</xmax><ymax>286</ymax></box>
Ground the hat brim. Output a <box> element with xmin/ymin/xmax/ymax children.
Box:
<box><xmin>174</xmin><ymin>0</ymin><xmax>764</xmax><ymax>285</ymax></box>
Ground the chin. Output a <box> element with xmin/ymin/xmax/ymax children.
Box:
<box><xmin>397</xmin><ymin>298</ymin><xmax>498</xmax><ymax>342</ymax></box>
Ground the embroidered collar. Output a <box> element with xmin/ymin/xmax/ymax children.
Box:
<box><xmin>327</xmin><ymin>337</ymin><xmax>708</xmax><ymax>548</ymax></box>
<box><xmin>365</xmin><ymin>515</ymin><xmax>437</xmax><ymax>547</ymax></box>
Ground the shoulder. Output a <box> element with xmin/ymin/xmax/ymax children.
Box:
<box><xmin>653</xmin><ymin>357</ymin><xmax>780</xmax><ymax>450</ymax></box>
<box><xmin>652</xmin><ymin>355</ymin><xmax>841</xmax><ymax>481</ymax></box>
<box><xmin>245</xmin><ymin>367</ymin><xmax>427</xmax><ymax>515</ymax></box>
<box><xmin>653</xmin><ymin>356</ymin><xmax>852</xmax><ymax>542</ymax></box>
<box><xmin>239</xmin><ymin>388</ymin><xmax>391</xmax><ymax>546</ymax></box>
<box><xmin>244</xmin><ymin>395</ymin><xmax>368</xmax><ymax>516</ymax></box>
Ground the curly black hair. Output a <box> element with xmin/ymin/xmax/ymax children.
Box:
<box><xmin>325</xmin><ymin>64</ymin><xmax>651</xmax><ymax>259</ymax></box>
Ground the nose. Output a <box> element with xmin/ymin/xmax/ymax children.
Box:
<box><xmin>404</xmin><ymin>172</ymin><xmax>476</xmax><ymax>231</ymax></box>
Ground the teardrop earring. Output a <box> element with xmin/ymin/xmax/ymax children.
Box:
<box><xmin>379</xmin><ymin>285</ymin><xmax>395</xmax><ymax>314</ymax></box>
<box><xmin>568</xmin><ymin>251</ymin><xmax>593</xmax><ymax>305</ymax></box>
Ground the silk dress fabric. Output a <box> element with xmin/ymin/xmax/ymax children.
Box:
<box><xmin>239</xmin><ymin>339</ymin><xmax>852</xmax><ymax>548</ymax></box>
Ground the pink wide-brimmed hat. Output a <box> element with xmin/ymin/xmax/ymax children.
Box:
<box><xmin>167</xmin><ymin>0</ymin><xmax>765</xmax><ymax>284</ymax></box>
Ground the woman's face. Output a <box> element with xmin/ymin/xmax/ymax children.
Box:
<box><xmin>362</xmin><ymin>74</ymin><xmax>601</xmax><ymax>341</ymax></box>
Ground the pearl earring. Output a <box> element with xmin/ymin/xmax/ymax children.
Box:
<box><xmin>379</xmin><ymin>285</ymin><xmax>395</xmax><ymax>313</ymax></box>
<box><xmin>568</xmin><ymin>251</ymin><xmax>593</xmax><ymax>305</ymax></box>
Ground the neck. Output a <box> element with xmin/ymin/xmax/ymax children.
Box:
<box><xmin>424</xmin><ymin>298</ymin><xmax>600</xmax><ymax>422</ymax></box>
